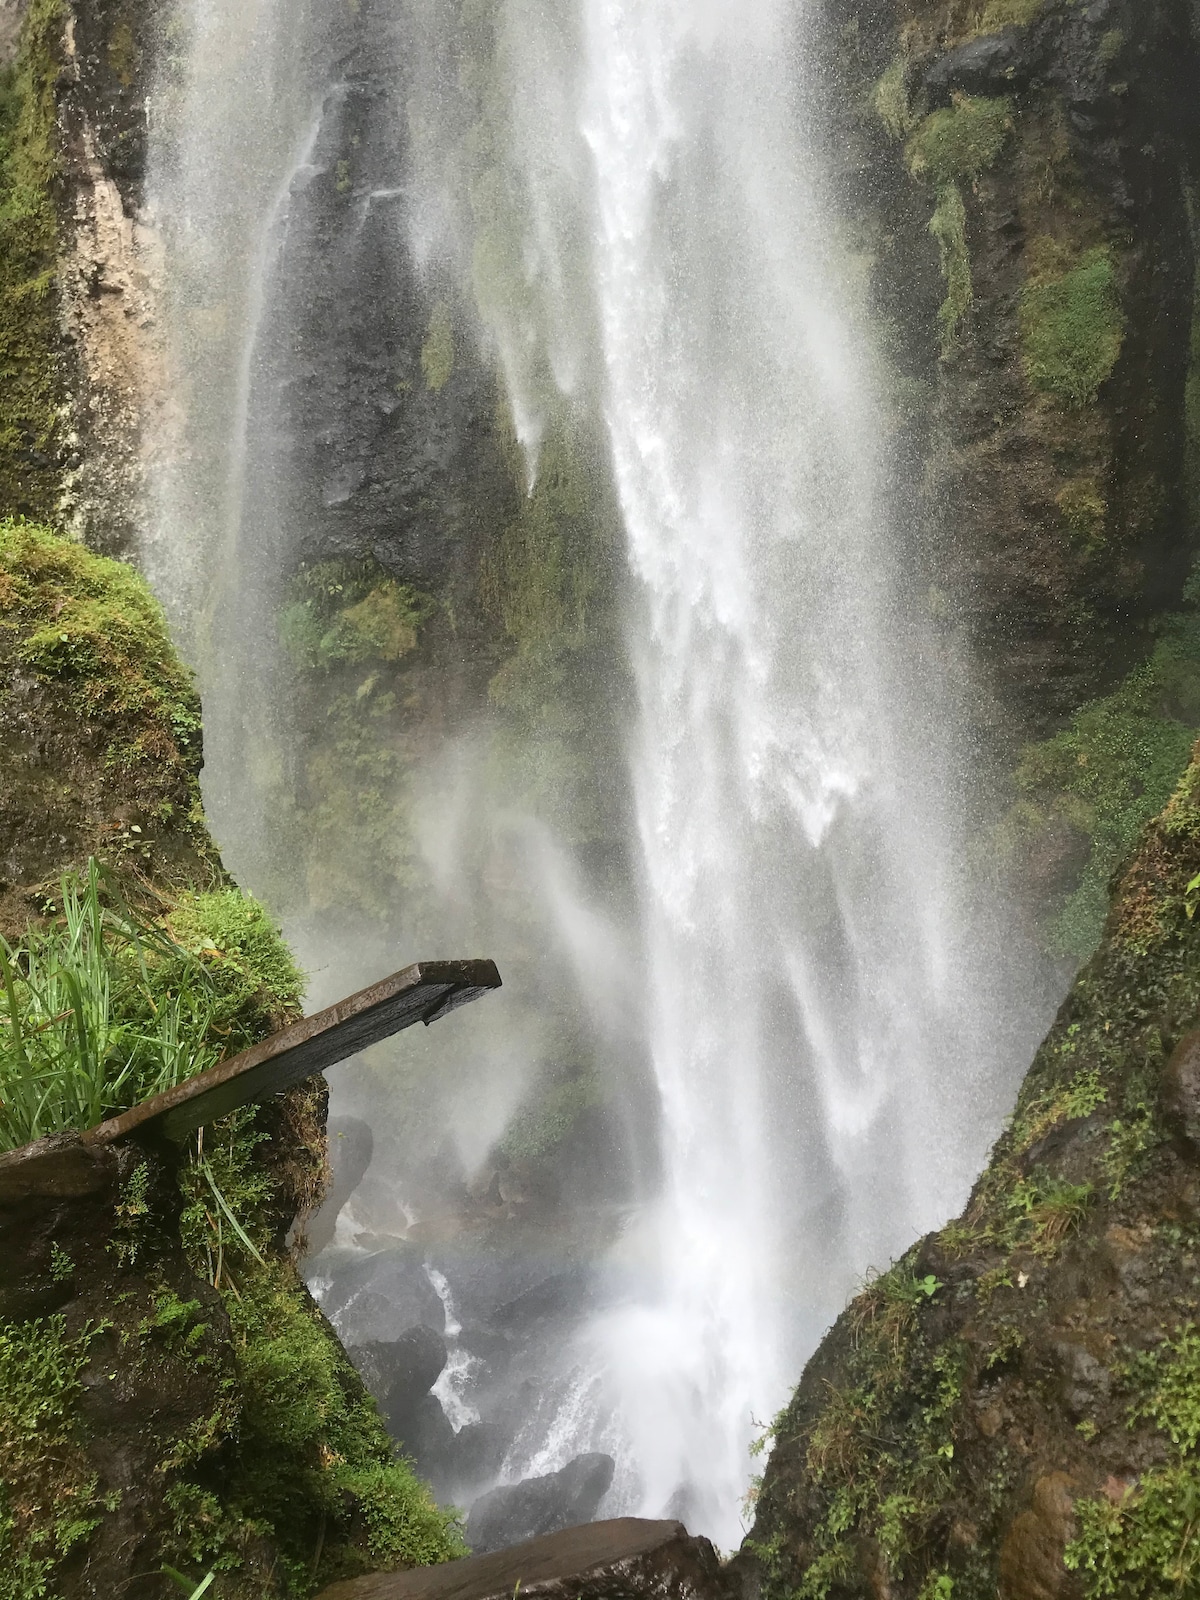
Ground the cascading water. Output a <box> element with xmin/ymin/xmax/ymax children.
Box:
<box><xmin>143</xmin><ymin>0</ymin><xmax>1053</xmax><ymax>1554</ymax></box>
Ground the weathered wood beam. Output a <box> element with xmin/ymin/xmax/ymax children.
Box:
<box><xmin>83</xmin><ymin>958</ymin><xmax>501</xmax><ymax>1146</ymax></box>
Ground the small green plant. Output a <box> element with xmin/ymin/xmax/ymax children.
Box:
<box><xmin>1004</xmin><ymin>1174</ymin><xmax>1093</xmax><ymax>1254</ymax></box>
<box><xmin>0</xmin><ymin>1315</ymin><xmax>100</xmax><ymax>1597</ymax></box>
<box><xmin>0</xmin><ymin>862</ymin><xmax>303</xmax><ymax>1150</ymax></box>
<box><xmin>906</xmin><ymin>96</ymin><xmax>1013</xmax><ymax>188</ymax></box>
<box><xmin>279</xmin><ymin>559</ymin><xmax>434</xmax><ymax>672</ymax></box>
<box><xmin>0</xmin><ymin>862</ymin><xmax>221</xmax><ymax>1149</ymax></box>
<box><xmin>1066</xmin><ymin>1328</ymin><xmax>1200</xmax><ymax>1596</ymax></box>
<box><xmin>1020</xmin><ymin>243</ymin><xmax>1125</xmax><ymax>407</ymax></box>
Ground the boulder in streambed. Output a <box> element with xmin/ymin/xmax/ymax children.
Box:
<box><xmin>466</xmin><ymin>1453</ymin><xmax>616</xmax><ymax>1553</ymax></box>
<box><xmin>314</xmin><ymin>1516</ymin><xmax>728</xmax><ymax>1600</ymax></box>
<box><xmin>349</xmin><ymin>1324</ymin><xmax>449</xmax><ymax>1425</ymax></box>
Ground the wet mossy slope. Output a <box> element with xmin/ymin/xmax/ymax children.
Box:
<box><xmin>0</xmin><ymin>522</ymin><xmax>466</xmax><ymax>1597</ymax></box>
<box><xmin>742</xmin><ymin>743</ymin><xmax>1200</xmax><ymax>1599</ymax></box>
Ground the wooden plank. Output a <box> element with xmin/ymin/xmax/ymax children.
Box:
<box><xmin>312</xmin><ymin>1519</ymin><xmax>727</xmax><ymax>1600</ymax></box>
<box><xmin>83</xmin><ymin>959</ymin><xmax>501</xmax><ymax>1146</ymax></box>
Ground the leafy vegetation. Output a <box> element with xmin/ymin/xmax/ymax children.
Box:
<box><xmin>1066</xmin><ymin>1328</ymin><xmax>1200</xmax><ymax>1596</ymax></box>
<box><xmin>0</xmin><ymin>861</ymin><xmax>302</xmax><ymax>1150</ymax></box>
<box><xmin>1020</xmin><ymin>242</ymin><xmax>1125</xmax><ymax>407</ymax></box>
<box><xmin>0</xmin><ymin>0</ymin><xmax>63</xmax><ymax>520</ymax></box>
<box><xmin>168</xmin><ymin>1106</ymin><xmax>465</xmax><ymax>1592</ymax></box>
<box><xmin>906</xmin><ymin>98</ymin><xmax>1012</xmax><ymax>356</ymax></box>
<box><xmin>0</xmin><ymin>1317</ymin><xmax>100</xmax><ymax>1598</ymax></box>
<box><xmin>1002</xmin><ymin>613</ymin><xmax>1200</xmax><ymax>958</ymax></box>
<box><xmin>279</xmin><ymin>559</ymin><xmax>434</xmax><ymax>673</ymax></box>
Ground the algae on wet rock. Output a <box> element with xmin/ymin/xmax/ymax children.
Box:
<box><xmin>1020</xmin><ymin>244</ymin><xmax>1126</xmax><ymax>409</ymax></box>
<box><xmin>0</xmin><ymin>0</ymin><xmax>65</xmax><ymax>523</ymax></box>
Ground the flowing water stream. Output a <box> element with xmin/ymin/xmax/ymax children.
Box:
<box><xmin>143</xmin><ymin>0</ymin><xmax>1052</xmax><ymax>1551</ymax></box>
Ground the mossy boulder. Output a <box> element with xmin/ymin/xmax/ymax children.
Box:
<box><xmin>0</xmin><ymin>521</ymin><xmax>465</xmax><ymax>1594</ymax></box>
<box><xmin>0</xmin><ymin>518</ymin><xmax>220</xmax><ymax>932</ymax></box>
<box><xmin>740</xmin><ymin>747</ymin><xmax>1200</xmax><ymax>1599</ymax></box>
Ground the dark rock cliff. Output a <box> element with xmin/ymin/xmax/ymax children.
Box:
<box><xmin>817</xmin><ymin>0</ymin><xmax>1200</xmax><ymax>745</ymax></box>
<box><xmin>739</xmin><ymin>745</ymin><xmax>1200</xmax><ymax>1597</ymax></box>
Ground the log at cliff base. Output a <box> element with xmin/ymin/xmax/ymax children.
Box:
<box><xmin>314</xmin><ymin>1518</ymin><xmax>730</xmax><ymax>1600</ymax></box>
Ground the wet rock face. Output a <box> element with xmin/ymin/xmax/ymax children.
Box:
<box><xmin>349</xmin><ymin>1324</ymin><xmax>449</xmax><ymax>1434</ymax></box>
<box><xmin>1162</xmin><ymin>1026</ymin><xmax>1200</xmax><ymax>1151</ymax></box>
<box><xmin>315</xmin><ymin>1517</ymin><xmax>730</xmax><ymax>1600</ymax></box>
<box><xmin>241</xmin><ymin>3</ymin><xmax>516</xmax><ymax>595</ymax></box>
<box><xmin>819</xmin><ymin>0</ymin><xmax>1200</xmax><ymax>747</ymax></box>
<box><xmin>466</xmin><ymin>1455</ymin><xmax>617</xmax><ymax>1555</ymax></box>
<box><xmin>997</xmin><ymin>1473</ymin><xmax>1081</xmax><ymax>1600</ymax></box>
<box><xmin>740</xmin><ymin>755</ymin><xmax>1200</xmax><ymax>1598</ymax></box>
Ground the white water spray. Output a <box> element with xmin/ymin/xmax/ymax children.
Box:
<box><xmin>405</xmin><ymin>0</ymin><xmax>1038</xmax><ymax>1543</ymax></box>
<box><xmin>144</xmin><ymin>0</ymin><xmax>1051</xmax><ymax>1551</ymax></box>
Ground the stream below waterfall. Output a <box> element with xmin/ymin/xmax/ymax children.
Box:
<box><xmin>141</xmin><ymin>0</ymin><xmax>1058</xmax><ymax>1551</ymax></box>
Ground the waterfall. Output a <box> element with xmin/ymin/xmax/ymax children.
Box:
<box><xmin>144</xmin><ymin>0</ymin><xmax>1051</xmax><ymax>1554</ymax></box>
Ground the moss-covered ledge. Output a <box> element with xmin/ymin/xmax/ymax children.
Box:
<box><xmin>0</xmin><ymin>521</ymin><xmax>466</xmax><ymax>1597</ymax></box>
<box><xmin>740</xmin><ymin>744</ymin><xmax>1200</xmax><ymax>1600</ymax></box>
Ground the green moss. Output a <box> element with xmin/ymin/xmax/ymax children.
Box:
<box><xmin>500</xmin><ymin>1072</ymin><xmax>603</xmax><ymax>1163</ymax></box>
<box><xmin>906</xmin><ymin>97</ymin><xmax>1013</xmax><ymax>189</ymax></box>
<box><xmin>1096</xmin><ymin>29</ymin><xmax>1125</xmax><ymax>70</ymax></box>
<box><xmin>970</xmin><ymin>0</ymin><xmax>1043</xmax><ymax>33</ymax></box>
<box><xmin>164</xmin><ymin>889</ymin><xmax>306</xmax><ymax>1046</ymax></box>
<box><xmin>171</xmin><ymin>1113</ymin><xmax>465</xmax><ymax>1593</ymax></box>
<box><xmin>420</xmin><ymin>301</ymin><xmax>456</xmax><ymax>393</ymax></box>
<box><xmin>279</xmin><ymin>559</ymin><xmax>434</xmax><ymax>672</ymax></box>
<box><xmin>1065</xmin><ymin>1328</ymin><xmax>1200</xmax><ymax>1596</ymax></box>
<box><xmin>0</xmin><ymin>0</ymin><xmax>64</xmax><ymax>520</ymax></box>
<box><xmin>1020</xmin><ymin>243</ymin><xmax>1125</xmax><ymax>407</ymax></box>
<box><xmin>906</xmin><ymin>100</ymin><xmax>1010</xmax><ymax>358</ymax></box>
<box><xmin>1004</xmin><ymin>615</ymin><xmax>1200</xmax><ymax>959</ymax></box>
<box><xmin>0</xmin><ymin>517</ymin><xmax>204</xmax><ymax>782</ymax></box>
<box><xmin>0</xmin><ymin>1316</ymin><xmax>100</xmax><ymax>1598</ymax></box>
<box><xmin>929</xmin><ymin>184</ymin><xmax>973</xmax><ymax>358</ymax></box>
<box><xmin>873</xmin><ymin>59</ymin><xmax>915</xmax><ymax>142</ymax></box>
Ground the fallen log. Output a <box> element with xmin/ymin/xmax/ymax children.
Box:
<box><xmin>314</xmin><ymin>1517</ymin><xmax>729</xmax><ymax>1600</ymax></box>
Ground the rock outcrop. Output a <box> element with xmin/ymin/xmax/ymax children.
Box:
<box><xmin>740</xmin><ymin>744</ymin><xmax>1200</xmax><ymax>1597</ymax></box>
<box><xmin>465</xmin><ymin>1456</ymin><xmax>617</xmax><ymax>1555</ymax></box>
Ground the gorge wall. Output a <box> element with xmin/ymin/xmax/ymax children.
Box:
<box><xmin>2</xmin><ymin>0</ymin><xmax>1200</xmax><ymax>1591</ymax></box>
